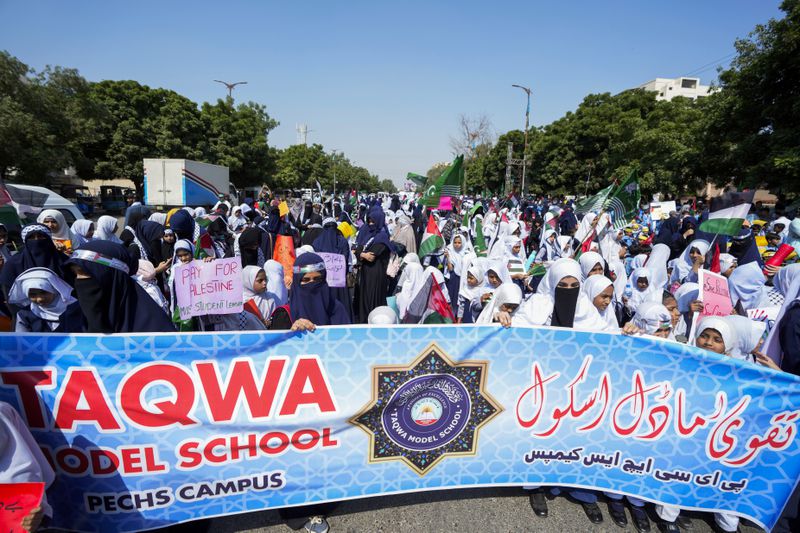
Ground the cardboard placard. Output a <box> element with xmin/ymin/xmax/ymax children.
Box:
<box><xmin>317</xmin><ymin>252</ymin><xmax>346</xmax><ymax>288</ymax></box>
<box><xmin>173</xmin><ymin>257</ymin><xmax>244</xmax><ymax>319</ymax></box>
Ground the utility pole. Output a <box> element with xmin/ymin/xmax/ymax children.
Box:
<box><xmin>511</xmin><ymin>84</ymin><xmax>532</xmax><ymax>195</ymax></box>
<box><xmin>213</xmin><ymin>80</ymin><xmax>248</xmax><ymax>100</ymax></box>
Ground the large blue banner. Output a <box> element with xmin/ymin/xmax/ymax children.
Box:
<box><xmin>1</xmin><ymin>325</ymin><xmax>799</xmax><ymax>532</ymax></box>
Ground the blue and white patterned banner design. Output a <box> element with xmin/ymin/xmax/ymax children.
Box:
<box><xmin>1</xmin><ymin>326</ymin><xmax>800</xmax><ymax>532</ymax></box>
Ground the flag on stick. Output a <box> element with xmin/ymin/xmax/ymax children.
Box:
<box><xmin>418</xmin><ymin>214</ymin><xmax>445</xmax><ymax>258</ymax></box>
<box><xmin>575</xmin><ymin>184</ymin><xmax>613</xmax><ymax>215</ymax></box>
<box><xmin>604</xmin><ymin>169</ymin><xmax>641</xmax><ymax>230</ymax></box>
<box><xmin>698</xmin><ymin>190</ymin><xmax>755</xmax><ymax>237</ymax></box>
<box><xmin>421</xmin><ymin>155</ymin><xmax>463</xmax><ymax>207</ymax></box>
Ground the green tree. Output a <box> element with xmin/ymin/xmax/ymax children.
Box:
<box><xmin>378</xmin><ymin>178</ymin><xmax>398</xmax><ymax>193</ymax></box>
<box><xmin>200</xmin><ymin>97</ymin><xmax>278</xmax><ymax>188</ymax></box>
<box><xmin>0</xmin><ymin>52</ymin><xmax>105</xmax><ymax>182</ymax></box>
<box><xmin>273</xmin><ymin>144</ymin><xmax>330</xmax><ymax>190</ymax></box>
<box><xmin>699</xmin><ymin>0</ymin><xmax>800</xmax><ymax>193</ymax></box>
<box><xmin>88</xmin><ymin>80</ymin><xmax>206</xmax><ymax>196</ymax></box>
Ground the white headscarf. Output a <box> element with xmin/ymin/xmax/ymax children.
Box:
<box><xmin>447</xmin><ymin>232</ymin><xmax>473</xmax><ymax>277</ymax></box>
<box><xmin>148</xmin><ymin>213</ymin><xmax>167</xmax><ymax>226</ymax></box>
<box><xmin>515</xmin><ymin>258</ymin><xmax>605</xmax><ymax>331</ymax></box>
<box><xmin>425</xmin><ymin>266</ymin><xmax>450</xmax><ymax>304</ymax></box>
<box><xmin>7</xmin><ymin>267</ymin><xmax>76</xmax><ymax>327</ymax></box>
<box><xmin>397</xmin><ymin>263</ymin><xmax>426</xmax><ymax>320</ymax></box>
<box><xmin>368</xmin><ymin>306</ymin><xmax>399</xmax><ymax>324</ymax></box>
<box><xmin>695</xmin><ymin>316</ymin><xmax>739</xmax><ymax>357</ymax></box>
<box><xmin>458</xmin><ymin>255</ymin><xmax>487</xmax><ymax>304</ymax></box>
<box><xmin>719</xmin><ymin>253</ymin><xmax>737</xmax><ymax>274</ymax></box>
<box><xmin>673</xmin><ymin>282</ymin><xmax>700</xmax><ymax>339</ymax></box>
<box><xmin>582</xmin><ymin>275</ymin><xmax>618</xmax><ymax>331</ymax></box>
<box><xmin>578</xmin><ymin>251</ymin><xmax>605</xmax><ymax>280</ymax></box>
<box><xmin>476</xmin><ymin>282</ymin><xmax>522</xmax><ymax>324</ymax></box>
<box><xmin>94</xmin><ymin>215</ymin><xmax>122</xmax><ymax>244</ymax></box>
<box><xmin>264</xmin><ymin>260</ymin><xmax>288</xmax><ymax>306</ymax></box>
<box><xmin>728</xmin><ymin>261</ymin><xmax>766</xmax><ymax>310</ymax></box>
<box><xmin>632</xmin><ymin>301</ymin><xmax>672</xmax><ymax>335</ymax></box>
<box><xmin>242</xmin><ymin>265</ymin><xmax>277</xmax><ymax>321</ymax></box>
<box><xmin>36</xmin><ymin>209</ymin><xmax>73</xmax><ymax>241</ymax></box>
<box><xmin>71</xmin><ymin>219</ymin><xmax>94</xmax><ymax>248</ymax></box>
<box><xmin>670</xmin><ymin>239</ymin><xmax>710</xmax><ymax>284</ymax></box>
<box><xmin>486</xmin><ymin>258</ymin><xmax>512</xmax><ymax>286</ymax></box>
<box><xmin>627</xmin><ymin>267</ymin><xmax>660</xmax><ymax>312</ymax></box>
<box><xmin>608</xmin><ymin>259</ymin><xmax>628</xmax><ymax>304</ymax></box>
<box><xmin>646</xmin><ymin>243</ymin><xmax>671</xmax><ymax>291</ymax></box>
<box><xmin>726</xmin><ymin>315</ymin><xmax>765</xmax><ymax>362</ymax></box>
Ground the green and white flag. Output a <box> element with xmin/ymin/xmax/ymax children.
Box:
<box><xmin>418</xmin><ymin>214</ymin><xmax>445</xmax><ymax>258</ymax></box>
<box><xmin>422</xmin><ymin>155</ymin><xmax>463</xmax><ymax>207</ymax></box>
<box><xmin>604</xmin><ymin>169</ymin><xmax>641</xmax><ymax>230</ymax></box>
<box><xmin>406</xmin><ymin>173</ymin><xmax>428</xmax><ymax>189</ymax></box>
<box><xmin>699</xmin><ymin>190</ymin><xmax>755</xmax><ymax>236</ymax></box>
<box><xmin>575</xmin><ymin>184</ymin><xmax>614</xmax><ymax>215</ymax></box>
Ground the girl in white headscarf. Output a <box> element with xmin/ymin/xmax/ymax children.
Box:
<box><xmin>368</xmin><ymin>306</ymin><xmax>399</xmax><ymax>325</ymax></box>
<box><xmin>71</xmin><ymin>219</ymin><xmax>95</xmax><ymax>248</ymax></box>
<box><xmin>670</xmin><ymin>239</ymin><xmax>710</xmax><ymax>285</ymax></box>
<box><xmin>646</xmin><ymin>243</ymin><xmax>671</xmax><ymax>290</ymax></box>
<box><xmin>396</xmin><ymin>262</ymin><xmax>426</xmax><ymax>320</ymax></box>
<box><xmin>504</xmin><ymin>235</ymin><xmax>527</xmax><ymax>278</ymax></box>
<box><xmin>626</xmin><ymin>267</ymin><xmax>660</xmax><ymax>313</ymax></box>
<box><xmin>582</xmin><ymin>275</ymin><xmax>619</xmax><ymax>332</ymax></box>
<box><xmin>8</xmin><ymin>267</ymin><xmax>84</xmax><ymax>332</ymax></box>
<box><xmin>457</xmin><ymin>255</ymin><xmax>486</xmax><ymax>323</ymax></box>
<box><xmin>534</xmin><ymin>230</ymin><xmax>559</xmax><ymax>262</ymax></box>
<box><xmin>695</xmin><ymin>316</ymin><xmax>740</xmax><ymax>357</ymax></box>
<box><xmin>94</xmin><ymin>215</ymin><xmax>122</xmax><ymax>244</ymax></box>
<box><xmin>578</xmin><ymin>251</ymin><xmax>605</xmax><ymax>280</ymax></box>
<box><xmin>725</xmin><ymin>315</ymin><xmax>766</xmax><ymax>363</ymax></box>
<box><xmin>36</xmin><ymin>209</ymin><xmax>75</xmax><ymax>253</ymax></box>
<box><xmin>728</xmin><ymin>261</ymin><xmax>765</xmax><ymax>311</ymax></box>
<box><xmin>476</xmin><ymin>282</ymin><xmax>522</xmax><ymax>324</ymax></box>
<box><xmin>264</xmin><ymin>260</ymin><xmax>288</xmax><ymax>306</ymax></box>
<box><xmin>242</xmin><ymin>265</ymin><xmax>278</xmax><ymax>325</ymax></box>
<box><xmin>444</xmin><ymin>232</ymin><xmax>473</xmax><ymax>306</ymax></box>
<box><xmin>631</xmin><ymin>301</ymin><xmax>673</xmax><ymax>338</ymax></box>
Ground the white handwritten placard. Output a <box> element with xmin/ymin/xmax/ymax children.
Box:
<box><xmin>317</xmin><ymin>252</ymin><xmax>346</xmax><ymax>288</ymax></box>
<box><xmin>173</xmin><ymin>257</ymin><xmax>243</xmax><ymax>319</ymax></box>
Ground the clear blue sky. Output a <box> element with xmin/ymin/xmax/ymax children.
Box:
<box><xmin>0</xmin><ymin>0</ymin><xmax>784</xmax><ymax>185</ymax></box>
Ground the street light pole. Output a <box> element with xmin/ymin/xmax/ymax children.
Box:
<box><xmin>213</xmin><ymin>80</ymin><xmax>248</xmax><ymax>100</ymax></box>
<box><xmin>511</xmin><ymin>84</ymin><xmax>531</xmax><ymax>196</ymax></box>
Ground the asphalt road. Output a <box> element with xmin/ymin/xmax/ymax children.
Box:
<box><xmin>157</xmin><ymin>487</ymin><xmax>765</xmax><ymax>533</ymax></box>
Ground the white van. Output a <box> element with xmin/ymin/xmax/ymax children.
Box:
<box><xmin>7</xmin><ymin>184</ymin><xmax>85</xmax><ymax>224</ymax></box>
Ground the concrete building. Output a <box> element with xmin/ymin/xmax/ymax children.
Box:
<box><xmin>638</xmin><ymin>77</ymin><xmax>713</xmax><ymax>101</ymax></box>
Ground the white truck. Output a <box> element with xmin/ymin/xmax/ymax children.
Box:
<box><xmin>143</xmin><ymin>158</ymin><xmax>230</xmax><ymax>208</ymax></box>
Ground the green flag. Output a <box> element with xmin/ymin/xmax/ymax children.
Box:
<box><xmin>406</xmin><ymin>173</ymin><xmax>428</xmax><ymax>189</ymax></box>
<box><xmin>462</xmin><ymin>203</ymin><xmax>482</xmax><ymax>229</ymax></box>
<box><xmin>422</xmin><ymin>155</ymin><xmax>463</xmax><ymax>208</ymax></box>
<box><xmin>604</xmin><ymin>169</ymin><xmax>641</xmax><ymax>230</ymax></box>
<box><xmin>474</xmin><ymin>216</ymin><xmax>487</xmax><ymax>257</ymax></box>
<box><xmin>575</xmin><ymin>184</ymin><xmax>614</xmax><ymax>215</ymax></box>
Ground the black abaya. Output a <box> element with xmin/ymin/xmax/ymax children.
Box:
<box><xmin>354</xmin><ymin>243</ymin><xmax>389</xmax><ymax>322</ymax></box>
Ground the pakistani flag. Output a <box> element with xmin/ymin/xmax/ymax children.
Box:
<box><xmin>604</xmin><ymin>170</ymin><xmax>641</xmax><ymax>230</ymax></box>
<box><xmin>575</xmin><ymin>184</ymin><xmax>614</xmax><ymax>215</ymax></box>
<box><xmin>699</xmin><ymin>190</ymin><xmax>755</xmax><ymax>236</ymax></box>
<box><xmin>422</xmin><ymin>155</ymin><xmax>463</xmax><ymax>207</ymax></box>
<box><xmin>418</xmin><ymin>214</ymin><xmax>445</xmax><ymax>258</ymax></box>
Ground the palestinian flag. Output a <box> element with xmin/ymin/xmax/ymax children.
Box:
<box><xmin>422</xmin><ymin>155</ymin><xmax>463</xmax><ymax>207</ymax></box>
<box><xmin>699</xmin><ymin>190</ymin><xmax>755</xmax><ymax>237</ymax></box>
<box><xmin>575</xmin><ymin>184</ymin><xmax>614</xmax><ymax>215</ymax></box>
<box><xmin>418</xmin><ymin>214</ymin><xmax>445</xmax><ymax>258</ymax></box>
<box><xmin>401</xmin><ymin>275</ymin><xmax>455</xmax><ymax>324</ymax></box>
<box><xmin>194</xmin><ymin>233</ymin><xmax>215</xmax><ymax>259</ymax></box>
<box><xmin>604</xmin><ymin>169</ymin><xmax>640</xmax><ymax>230</ymax></box>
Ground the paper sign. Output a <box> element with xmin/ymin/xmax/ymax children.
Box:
<box><xmin>0</xmin><ymin>482</ymin><xmax>45</xmax><ymax>533</ymax></box>
<box><xmin>650</xmin><ymin>201</ymin><xmax>676</xmax><ymax>221</ymax></box>
<box><xmin>317</xmin><ymin>252</ymin><xmax>346</xmax><ymax>288</ymax></box>
<box><xmin>699</xmin><ymin>269</ymin><xmax>733</xmax><ymax>318</ymax></box>
<box><xmin>173</xmin><ymin>257</ymin><xmax>244</xmax><ymax>319</ymax></box>
<box><xmin>274</xmin><ymin>234</ymin><xmax>296</xmax><ymax>288</ymax></box>
<box><xmin>278</xmin><ymin>201</ymin><xmax>289</xmax><ymax>217</ymax></box>
<box><xmin>437</xmin><ymin>196</ymin><xmax>452</xmax><ymax>211</ymax></box>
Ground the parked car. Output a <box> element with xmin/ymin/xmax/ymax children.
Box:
<box><xmin>100</xmin><ymin>186</ymin><xmax>128</xmax><ymax>214</ymax></box>
<box><xmin>59</xmin><ymin>184</ymin><xmax>95</xmax><ymax>217</ymax></box>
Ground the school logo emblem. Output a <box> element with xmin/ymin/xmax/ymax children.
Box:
<box><xmin>350</xmin><ymin>343</ymin><xmax>503</xmax><ymax>475</ymax></box>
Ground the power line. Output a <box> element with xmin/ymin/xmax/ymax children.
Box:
<box><xmin>682</xmin><ymin>52</ymin><xmax>737</xmax><ymax>78</ymax></box>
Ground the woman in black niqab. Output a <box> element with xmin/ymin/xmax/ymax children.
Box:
<box><xmin>67</xmin><ymin>240</ymin><xmax>175</xmax><ymax>333</ymax></box>
<box><xmin>353</xmin><ymin>206</ymin><xmax>394</xmax><ymax>321</ymax></box>
<box><xmin>312</xmin><ymin>218</ymin><xmax>353</xmax><ymax>320</ymax></box>
<box><xmin>0</xmin><ymin>225</ymin><xmax>74</xmax><ymax>302</ymax></box>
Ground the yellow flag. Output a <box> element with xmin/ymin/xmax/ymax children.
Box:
<box><xmin>279</xmin><ymin>201</ymin><xmax>289</xmax><ymax>217</ymax></box>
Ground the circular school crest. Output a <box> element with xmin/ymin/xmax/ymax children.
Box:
<box><xmin>350</xmin><ymin>343</ymin><xmax>503</xmax><ymax>475</ymax></box>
